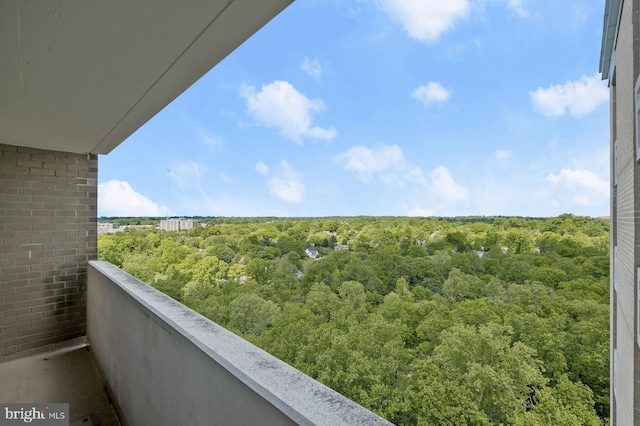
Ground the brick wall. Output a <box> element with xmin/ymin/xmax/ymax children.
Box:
<box><xmin>612</xmin><ymin>0</ymin><xmax>639</xmax><ymax>423</ymax></box>
<box><xmin>0</xmin><ymin>144</ymin><xmax>97</xmax><ymax>361</ymax></box>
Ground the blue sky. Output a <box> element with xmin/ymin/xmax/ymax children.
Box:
<box><xmin>98</xmin><ymin>0</ymin><xmax>610</xmax><ymax>218</ymax></box>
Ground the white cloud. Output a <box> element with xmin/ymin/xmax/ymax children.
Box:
<box><xmin>241</xmin><ymin>80</ymin><xmax>337</xmax><ymax>143</ymax></box>
<box><xmin>473</xmin><ymin>0</ymin><xmax>534</xmax><ymax>22</ymax></box>
<box><xmin>267</xmin><ymin>161</ymin><xmax>305</xmax><ymax>203</ymax></box>
<box><xmin>196</xmin><ymin>128</ymin><xmax>222</xmax><ymax>148</ymax></box>
<box><xmin>546</xmin><ymin>168</ymin><xmax>609</xmax><ymax>206</ymax></box>
<box><xmin>218</xmin><ymin>173</ymin><xmax>235</xmax><ymax>183</ymax></box>
<box><xmin>98</xmin><ymin>180</ymin><xmax>165</xmax><ymax>217</ymax></box>
<box><xmin>412</xmin><ymin>82</ymin><xmax>451</xmax><ymax>106</ymax></box>
<box><xmin>505</xmin><ymin>0</ymin><xmax>530</xmax><ymax>18</ymax></box>
<box><xmin>405</xmin><ymin>206</ymin><xmax>436</xmax><ymax>217</ymax></box>
<box><xmin>378</xmin><ymin>0</ymin><xmax>470</xmax><ymax>43</ymax></box>
<box><xmin>428</xmin><ymin>165</ymin><xmax>470</xmax><ymax>204</ymax></box>
<box><xmin>401</xmin><ymin>165</ymin><xmax>469</xmax><ymax>216</ymax></box>
<box><xmin>495</xmin><ymin>149</ymin><xmax>512</xmax><ymax>160</ymax></box>
<box><xmin>255</xmin><ymin>161</ymin><xmax>270</xmax><ymax>175</ymax></box>
<box><xmin>530</xmin><ymin>74</ymin><xmax>609</xmax><ymax>118</ymax></box>
<box><xmin>335</xmin><ymin>146</ymin><xmax>469</xmax><ymax>214</ymax></box>
<box><xmin>335</xmin><ymin>145</ymin><xmax>403</xmax><ymax>181</ymax></box>
<box><xmin>334</xmin><ymin>144</ymin><xmax>426</xmax><ymax>185</ymax></box>
<box><xmin>170</xmin><ymin>162</ymin><xmax>207</xmax><ymax>188</ymax></box>
<box><xmin>302</xmin><ymin>58</ymin><xmax>323</xmax><ymax>79</ymax></box>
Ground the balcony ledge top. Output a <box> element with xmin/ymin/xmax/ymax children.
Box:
<box><xmin>89</xmin><ymin>260</ymin><xmax>392</xmax><ymax>426</ymax></box>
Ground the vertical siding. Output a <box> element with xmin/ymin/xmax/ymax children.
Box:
<box><xmin>614</xmin><ymin>0</ymin><xmax>640</xmax><ymax>423</ymax></box>
<box><xmin>632</xmin><ymin>1</ymin><xmax>640</xmax><ymax>422</ymax></box>
<box><xmin>0</xmin><ymin>144</ymin><xmax>97</xmax><ymax>361</ymax></box>
<box><xmin>611</xmin><ymin>78</ymin><xmax>618</xmax><ymax>425</ymax></box>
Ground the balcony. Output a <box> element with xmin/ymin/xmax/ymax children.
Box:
<box><xmin>1</xmin><ymin>261</ymin><xmax>392</xmax><ymax>426</ymax></box>
<box><xmin>0</xmin><ymin>3</ymin><xmax>392</xmax><ymax>423</ymax></box>
<box><xmin>0</xmin><ymin>340</ymin><xmax>120</xmax><ymax>425</ymax></box>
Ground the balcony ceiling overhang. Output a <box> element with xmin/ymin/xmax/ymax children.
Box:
<box><xmin>0</xmin><ymin>0</ymin><xmax>293</xmax><ymax>155</ymax></box>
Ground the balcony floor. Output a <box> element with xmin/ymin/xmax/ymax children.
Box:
<box><xmin>0</xmin><ymin>342</ymin><xmax>120</xmax><ymax>426</ymax></box>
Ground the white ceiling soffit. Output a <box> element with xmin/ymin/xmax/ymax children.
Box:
<box><xmin>599</xmin><ymin>0</ymin><xmax>621</xmax><ymax>80</ymax></box>
<box><xmin>0</xmin><ymin>0</ymin><xmax>293</xmax><ymax>155</ymax></box>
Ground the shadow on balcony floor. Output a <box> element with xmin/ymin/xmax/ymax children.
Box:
<box><xmin>0</xmin><ymin>342</ymin><xmax>120</xmax><ymax>426</ymax></box>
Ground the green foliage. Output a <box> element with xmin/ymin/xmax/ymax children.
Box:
<box><xmin>530</xmin><ymin>266</ymin><xmax>568</xmax><ymax>288</ymax></box>
<box><xmin>431</xmin><ymin>323</ymin><xmax>546</xmax><ymax>424</ymax></box>
<box><xmin>442</xmin><ymin>268</ymin><xmax>486</xmax><ymax>301</ymax></box>
<box><xmin>338</xmin><ymin>281</ymin><xmax>367</xmax><ymax>310</ymax></box>
<box><xmin>514</xmin><ymin>375</ymin><xmax>601</xmax><ymax>426</ymax></box>
<box><xmin>98</xmin><ymin>215</ymin><xmax>609</xmax><ymax>425</ymax></box>
<box><xmin>305</xmin><ymin>283</ymin><xmax>340</xmax><ymax>320</ymax></box>
<box><xmin>228</xmin><ymin>293</ymin><xmax>281</xmax><ymax>335</ymax></box>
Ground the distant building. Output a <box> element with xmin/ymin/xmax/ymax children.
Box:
<box><xmin>127</xmin><ymin>225</ymin><xmax>155</xmax><ymax>231</ymax></box>
<box><xmin>334</xmin><ymin>244</ymin><xmax>350</xmax><ymax>251</ymax></box>
<box><xmin>305</xmin><ymin>248</ymin><xmax>319</xmax><ymax>259</ymax></box>
<box><xmin>159</xmin><ymin>219</ymin><xmax>199</xmax><ymax>232</ymax></box>
<box><xmin>99</xmin><ymin>223</ymin><xmax>155</xmax><ymax>234</ymax></box>
<box><xmin>97</xmin><ymin>223</ymin><xmax>115</xmax><ymax>234</ymax></box>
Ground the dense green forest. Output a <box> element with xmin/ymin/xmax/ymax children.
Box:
<box><xmin>98</xmin><ymin>215</ymin><xmax>609</xmax><ymax>425</ymax></box>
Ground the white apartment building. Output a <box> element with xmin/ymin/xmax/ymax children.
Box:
<box><xmin>159</xmin><ymin>218</ymin><xmax>200</xmax><ymax>232</ymax></box>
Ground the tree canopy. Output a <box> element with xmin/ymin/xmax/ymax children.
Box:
<box><xmin>99</xmin><ymin>215</ymin><xmax>609</xmax><ymax>424</ymax></box>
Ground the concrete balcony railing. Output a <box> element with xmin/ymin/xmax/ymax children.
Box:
<box><xmin>87</xmin><ymin>261</ymin><xmax>393</xmax><ymax>426</ymax></box>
